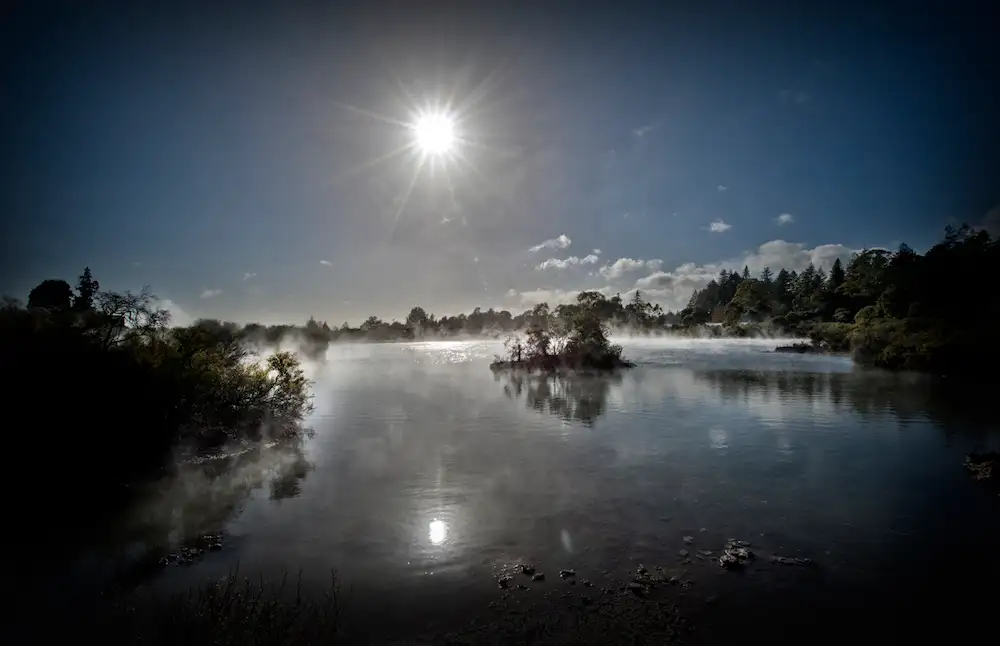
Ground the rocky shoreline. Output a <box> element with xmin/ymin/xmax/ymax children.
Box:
<box><xmin>398</xmin><ymin>534</ymin><xmax>818</xmax><ymax>645</ymax></box>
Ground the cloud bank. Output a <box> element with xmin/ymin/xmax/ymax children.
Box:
<box><xmin>598</xmin><ymin>257</ymin><xmax>663</xmax><ymax>280</ymax></box>
<box><xmin>536</xmin><ymin>254</ymin><xmax>601</xmax><ymax>271</ymax></box>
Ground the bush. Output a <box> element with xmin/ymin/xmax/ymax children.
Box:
<box><xmin>808</xmin><ymin>322</ymin><xmax>853</xmax><ymax>353</ymax></box>
<box><xmin>847</xmin><ymin>317</ymin><xmax>1000</xmax><ymax>374</ymax></box>
<box><xmin>0</xmin><ymin>290</ymin><xmax>315</xmax><ymax>546</ymax></box>
<box><xmin>492</xmin><ymin>307</ymin><xmax>633</xmax><ymax>371</ymax></box>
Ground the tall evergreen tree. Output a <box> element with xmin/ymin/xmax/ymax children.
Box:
<box><xmin>773</xmin><ymin>269</ymin><xmax>793</xmax><ymax>313</ymax></box>
<box><xmin>827</xmin><ymin>258</ymin><xmax>845</xmax><ymax>291</ymax></box>
<box><xmin>73</xmin><ymin>266</ymin><xmax>100</xmax><ymax>311</ymax></box>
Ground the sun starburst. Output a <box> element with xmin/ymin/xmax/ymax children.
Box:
<box><xmin>412</xmin><ymin>112</ymin><xmax>456</xmax><ymax>155</ymax></box>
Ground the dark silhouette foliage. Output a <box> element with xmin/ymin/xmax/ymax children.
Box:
<box><xmin>1</xmin><ymin>268</ymin><xmax>315</xmax><ymax>549</ymax></box>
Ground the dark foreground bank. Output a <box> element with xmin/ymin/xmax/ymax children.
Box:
<box><xmin>57</xmin><ymin>545</ymin><xmax>1000</xmax><ymax>646</ymax></box>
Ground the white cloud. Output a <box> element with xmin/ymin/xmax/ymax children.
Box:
<box><xmin>717</xmin><ymin>184</ymin><xmax>728</xmax><ymax>192</ymax></box>
<box><xmin>536</xmin><ymin>254</ymin><xmax>601</xmax><ymax>271</ymax></box>
<box><xmin>598</xmin><ymin>257</ymin><xmax>663</xmax><ymax>280</ymax></box>
<box><xmin>529</xmin><ymin>234</ymin><xmax>571</xmax><ymax>252</ymax></box>
<box><xmin>630</xmin><ymin>239</ymin><xmax>858</xmax><ymax>311</ymax></box>
<box><xmin>200</xmin><ymin>288</ymin><xmax>222</xmax><ymax>299</ymax></box>
<box><xmin>708</xmin><ymin>220</ymin><xmax>732</xmax><ymax>233</ymax></box>
<box><xmin>592</xmin><ymin>248</ymin><xmax>601</xmax><ymax>255</ymax></box>
<box><xmin>776</xmin><ymin>213</ymin><xmax>794</xmax><ymax>226</ymax></box>
<box><xmin>509</xmin><ymin>238</ymin><xmax>862</xmax><ymax>315</ymax></box>
<box><xmin>319</xmin><ymin>260</ymin><xmax>332</xmax><ymax>266</ymax></box>
<box><xmin>243</xmin><ymin>272</ymin><xmax>257</xmax><ymax>280</ymax></box>
<box><xmin>746</xmin><ymin>240</ymin><xmax>856</xmax><ymax>273</ymax></box>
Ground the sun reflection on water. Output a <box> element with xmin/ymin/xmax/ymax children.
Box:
<box><xmin>429</xmin><ymin>519</ymin><xmax>448</xmax><ymax>545</ymax></box>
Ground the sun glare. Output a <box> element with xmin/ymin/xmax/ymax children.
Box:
<box><xmin>413</xmin><ymin>112</ymin><xmax>456</xmax><ymax>155</ymax></box>
<box><xmin>429</xmin><ymin>518</ymin><xmax>448</xmax><ymax>545</ymax></box>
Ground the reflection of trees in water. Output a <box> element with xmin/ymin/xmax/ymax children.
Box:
<box><xmin>497</xmin><ymin>371</ymin><xmax>621</xmax><ymax>426</ymax></box>
<box><xmin>115</xmin><ymin>439</ymin><xmax>313</xmax><ymax>563</ymax></box>
<box><xmin>268</xmin><ymin>447</ymin><xmax>313</xmax><ymax>501</ymax></box>
<box><xmin>696</xmin><ymin>370</ymin><xmax>997</xmax><ymax>435</ymax></box>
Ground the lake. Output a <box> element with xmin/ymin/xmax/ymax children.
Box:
<box><xmin>63</xmin><ymin>338</ymin><xmax>1000</xmax><ymax>642</ymax></box>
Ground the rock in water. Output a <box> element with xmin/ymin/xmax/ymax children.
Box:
<box><xmin>719</xmin><ymin>539</ymin><xmax>756</xmax><ymax>570</ymax></box>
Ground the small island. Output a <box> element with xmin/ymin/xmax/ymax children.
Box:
<box><xmin>490</xmin><ymin>298</ymin><xmax>635</xmax><ymax>372</ymax></box>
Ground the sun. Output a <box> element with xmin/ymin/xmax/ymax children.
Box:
<box><xmin>412</xmin><ymin>112</ymin><xmax>456</xmax><ymax>155</ymax></box>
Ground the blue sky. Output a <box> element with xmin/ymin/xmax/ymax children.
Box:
<box><xmin>2</xmin><ymin>1</ymin><xmax>996</xmax><ymax>324</ymax></box>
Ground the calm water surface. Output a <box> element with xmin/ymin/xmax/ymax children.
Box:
<box><xmin>86</xmin><ymin>339</ymin><xmax>1000</xmax><ymax>641</ymax></box>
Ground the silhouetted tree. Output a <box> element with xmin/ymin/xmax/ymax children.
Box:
<box><xmin>28</xmin><ymin>279</ymin><xmax>73</xmax><ymax>310</ymax></box>
<box><xmin>827</xmin><ymin>258</ymin><xmax>845</xmax><ymax>292</ymax></box>
<box><xmin>406</xmin><ymin>306</ymin><xmax>428</xmax><ymax>328</ymax></box>
<box><xmin>73</xmin><ymin>266</ymin><xmax>100</xmax><ymax>311</ymax></box>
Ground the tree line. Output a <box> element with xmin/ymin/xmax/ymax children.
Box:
<box><xmin>678</xmin><ymin>224</ymin><xmax>999</xmax><ymax>372</ymax></box>
<box><xmin>222</xmin><ymin>289</ymin><xmax>677</xmax><ymax>348</ymax></box>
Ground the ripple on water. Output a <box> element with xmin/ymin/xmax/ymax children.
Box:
<box><xmin>93</xmin><ymin>338</ymin><xmax>1000</xmax><ymax>643</ymax></box>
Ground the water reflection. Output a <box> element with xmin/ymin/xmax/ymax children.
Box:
<box><xmin>694</xmin><ymin>369</ymin><xmax>998</xmax><ymax>436</ymax></box>
<box><xmin>108</xmin><ymin>438</ymin><xmax>313</xmax><ymax>586</ymax></box>
<box><xmin>428</xmin><ymin>519</ymin><xmax>448</xmax><ymax>545</ymax></box>
<box><xmin>496</xmin><ymin>371</ymin><xmax>620</xmax><ymax>426</ymax></box>
<box><xmin>83</xmin><ymin>341</ymin><xmax>1000</xmax><ymax>645</ymax></box>
<box><xmin>708</xmin><ymin>427</ymin><xmax>729</xmax><ymax>449</ymax></box>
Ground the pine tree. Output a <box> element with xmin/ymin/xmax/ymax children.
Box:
<box><xmin>73</xmin><ymin>266</ymin><xmax>100</xmax><ymax>311</ymax></box>
<box><xmin>827</xmin><ymin>258</ymin><xmax>845</xmax><ymax>291</ymax></box>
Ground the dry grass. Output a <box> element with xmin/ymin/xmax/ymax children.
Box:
<box><xmin>99</xmin><ymin>568</ymin><xmax>343</xmax><ymax>645</ymax></box>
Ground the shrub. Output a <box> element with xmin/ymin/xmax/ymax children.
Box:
<box><xmin>492</xmin><ymin>307</ymin><xmax>633</xmax><ymax>371</ymax></box>
<box><xmin>0</xmin><ymin>290</ymin><xmax>315</xmax><ymax>544</ymax></box>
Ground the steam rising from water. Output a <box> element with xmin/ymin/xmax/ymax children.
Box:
<box><xmin>116</xmin><ymin>334</ymin><xmax>827</xmax><ymax>574</ymax></box>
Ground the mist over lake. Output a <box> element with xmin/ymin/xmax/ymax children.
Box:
<box><xmin>60</xmin><ymin>337</ymin><xmax>1000</xmax><ymax>643</ymax></box>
